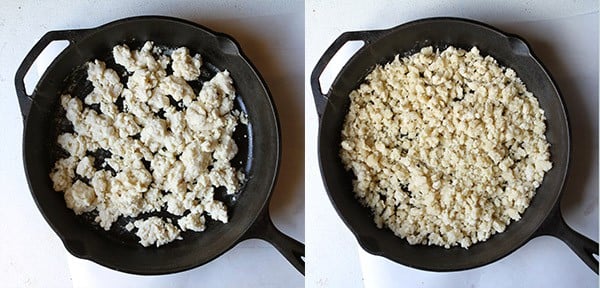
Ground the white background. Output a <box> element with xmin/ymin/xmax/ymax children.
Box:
<box><xmin>0</xmin><ymin>1</ymin><xmax>304</xmax><ymax>287</ymax></box>
<box><xmin>305</xmin><ymin>1</ymin><xmax>599</xmax><ymax>287</ymax></box>
<box><xmin>2</xmin><ymin>0</ymin><xmax>599</xmax><ymax>287</ymax></box>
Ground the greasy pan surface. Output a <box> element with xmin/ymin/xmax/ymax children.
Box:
<box><xmin>20</xmin><ymin>16</ymin><xmax>280</xmax><ymax>274</ymax></box>
<box><xmin>314</xmin><ymin>18</ymin><xmax>580</xmax><ymax>271</ymax></box>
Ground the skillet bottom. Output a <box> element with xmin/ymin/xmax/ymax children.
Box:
<box><xmin>50</xmin><ymin>42</ymin><xmax>252</xmax><ymax>246</ymax></box>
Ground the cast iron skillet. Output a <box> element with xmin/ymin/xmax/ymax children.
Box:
<box><xmin>15</xmin><ymin>16</ymin><xmax>304</xmax><ymax>275</ymax></box>
<box><xmin>310</xmin><ymin>17</ymin><xmax>598</xmax><ymax>273</ymax></box>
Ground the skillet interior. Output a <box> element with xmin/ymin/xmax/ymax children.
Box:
<box><xmin>23</xmin><ymin>16</ymin><xmax>279</xmax><ymax>274</ymax></box>
<box><xmin>318</xmin><ymin>18</ymin><xmax>570</xmax><ymax>271</ymax></box>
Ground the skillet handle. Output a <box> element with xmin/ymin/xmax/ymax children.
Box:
<box><xmin>310</xmin><ymin>30</ymin><xmax>386</xmax><ymax>118</ymax></box>
<box><xmin>534</xmin><ymin>205</ymin><xmax>598</xmax><ymax>274</ymax></box>
<box><xmin>243</xmin><ymin>210</ymin><xmax>305</xmax><ymax>275</ymax></box>
<box><xmin>15</xmin><ymin>29</ymin><xmax>89</xmax><ymax>120</ymax></box>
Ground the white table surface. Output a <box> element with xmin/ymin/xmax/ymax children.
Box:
<box><xmin>305</xmin><ymin>1</ymin><xmax>599</xmax><ymax>287</ymax></box>
<box><xmin>0</xmin><ymin>1</ymin><xmax>304</xmax><ymax>287</ymax></box>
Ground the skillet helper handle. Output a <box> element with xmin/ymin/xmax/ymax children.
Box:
<box><xmin>244</xmin><ymin>210</ymin><xmax>305</xmax><ymax>275</ymax></box>
<box><xmin>310</xmin><ymin>30</ymin><xmax>385</xmax><ymax>118</ymax></box>
<box><xmin>15</xmin><ymin>29</ymin><xmax>89</xmax><ymax>120</ymax></box>
<box><xmin>535</xmin><ymin>205</ymin><xmax>598</xmax><ymax>274</ymax></box>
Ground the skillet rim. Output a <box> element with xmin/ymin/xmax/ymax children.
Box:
<box><xmin>316</xmin><ymin>16</ymin><xmax>570</xmax><ymax>271</ymax></box>
<box><xmin>20</xmin><ymin>15</ymin><xmax>282</xmax><ymax>275</ymax></box>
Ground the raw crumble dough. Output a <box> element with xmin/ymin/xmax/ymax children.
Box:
<box><xmin>50</xmin><ymin>41</ymin><xmax>246</xmax><ymax>247</ymax></box>
<box><xmin>340</xmin><ymin>46</ymin><xmax>552</xmax><ymax>248</ymax></box>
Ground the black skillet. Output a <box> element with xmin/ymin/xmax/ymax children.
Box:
<box><xmin>310</xmin><ymin>17</ymin><xmax>598</xmax><ymax>273</ymax></box>
<box><xmin>15</xmin><ymin>16</ymin><xmax>304</xmax><ymax>275</ymax></box>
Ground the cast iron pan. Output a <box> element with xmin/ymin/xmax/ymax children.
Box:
<box><xmin>16</xmin><ymin>16</ymin><xmax>304</xmax><ymax>275</ymax></box>
<box><xmin>310</xmin><ymin>17</ymin><xmax>598</xmax><ymax>273</ymax></box>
